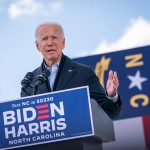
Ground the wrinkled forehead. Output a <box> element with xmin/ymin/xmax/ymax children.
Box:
<box><xmin>35</xmin><ymin>24</ymin><xmax>64</xmax><ymax>38</ymax></box>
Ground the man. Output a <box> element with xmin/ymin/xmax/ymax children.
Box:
<box><xmin>21</xmin><ymin>22</ymin><xmax>122</xmax><ymax>118</ymax></box>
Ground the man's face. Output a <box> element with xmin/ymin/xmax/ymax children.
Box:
<box><xmin>35</xmin><ymin>24</ymin><xmax>65</xmax><ymax>66</ymax></box>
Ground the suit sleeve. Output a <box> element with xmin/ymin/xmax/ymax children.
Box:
<box><xmin>85</xmin><ymin>68</ymin><xmax>122</xmax><ymax>118</ymax></box>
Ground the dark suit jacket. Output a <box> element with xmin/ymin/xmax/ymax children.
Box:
<box><xmin>21</xmin><ymin>54</ymin><xmax>122</xmax><ymax>118</ymax></box>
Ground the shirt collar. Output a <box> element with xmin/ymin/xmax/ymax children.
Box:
<box><xmin>44</xmin><ymin>55</ymin><xmax>62</xmax><ymax>70</ymax></box>
<box><xmin>44</xmin><ymin>61</ymin><xmax>59</xmax><ymax>70</ymax></box>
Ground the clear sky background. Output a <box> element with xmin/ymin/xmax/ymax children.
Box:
<box><xmin>0</xmin><ymin>0</ymin><xmax>150</xmax><ymax>100</ymax></box>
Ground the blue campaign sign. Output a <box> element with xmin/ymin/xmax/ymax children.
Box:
<box><xmin>0</xmin><ymin>86</ymin><xmax>94</xmax><ymax>150</ymax></box>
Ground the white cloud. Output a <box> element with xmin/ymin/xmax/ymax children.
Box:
<box><xmin>8</xmin><ymin>0</ymin><xmax>64</xmax><ymax>19</ymax></box>
<box><xmin>93</xmin><ymin>17</ymin><xmax>150</xmax><ymax>54</ymax></box>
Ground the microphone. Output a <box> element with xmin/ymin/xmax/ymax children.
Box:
<box><xmin>34</xmin><ymin>69</ymin><xmax>50</xmax><ymax>88</ymax></box>
<box><xmin>21</xmin><ymin>72</ymin><xmax>34</xmax><ymax>90</ymax></box>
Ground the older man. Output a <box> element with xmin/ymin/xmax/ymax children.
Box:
<box><xmin>21</xmin><ymin>22</ymin><xmax>122</xmax><ymax>118</ymax></box>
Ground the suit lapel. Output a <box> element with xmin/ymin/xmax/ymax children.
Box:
<box><xmin>56</xmin><ymin>56</ymin><xmax>76</xmax><ymax>90</ymax></box>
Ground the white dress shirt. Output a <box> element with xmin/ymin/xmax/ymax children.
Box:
<box><xmin>46</xmin><ymin>62</ymin><xmax>59</xmax><ymax>91</ymax></box>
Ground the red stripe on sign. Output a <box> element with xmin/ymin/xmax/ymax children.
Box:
<box><xmin>35</xmin><ymin>104</ymin><xmax>48</xmax><ymax>109</ymax></box>
<box><xmin>37</xmin><ymin>115</ymin><xmax>50</xmax><ymax>120</ymax></box>
<box><xmin>38</xmin><ymin>109</ymin><xmax>49</xmax><ymax>114</ymax></box>
<box><xmin>142</xmin><ymin>115</ymin><xmax>150</xmax><ymax>149</ymax></box>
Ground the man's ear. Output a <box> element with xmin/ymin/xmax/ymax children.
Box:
<box><xmin>35</xmin><ymin>41</ymin><xmax>39</xmax><ymax>51</ymax></box>
<box><xmin>62</xmin><ymin>38</ymin><xmax>65</xmax><ymax>49</ymax></box>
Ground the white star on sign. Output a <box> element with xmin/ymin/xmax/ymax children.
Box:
<box><xmin>127</xmin><ymin>70</ymin><xmax>148</xmax><ymax>90</ymax></box>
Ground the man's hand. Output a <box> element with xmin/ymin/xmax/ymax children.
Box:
<box><xmin>106</xmin><ymin>70</ymin><xmax>119</xmax><ymax>97</ymax></box>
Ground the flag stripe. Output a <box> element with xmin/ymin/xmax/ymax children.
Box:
<box><xmin>142</xmin><ymin>115</ymin><xmax>150</xmax><ymax>149</ymax></box>
<box><xmin>38</xmin><ymin>109</ymin><xmax>49</xmax><ymax>114</ymax></box>
<box><xmin>37</xmin><ymin>115</ymin><xmax>49</xmax><ymax>120</ymax></box>
<box><xmin>35</xmin><ymin>104</ymin><xmax>48</xmax><ymax>109</ymax></box>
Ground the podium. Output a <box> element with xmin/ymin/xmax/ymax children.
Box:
<box><xmin>0</xmin><ymin>87</ymin><xmax>115</xmax><ymax>150</ymax></box>
<box><xmin>16</xmin><ymin>99</ymin><xmax>115</xmax><ymax>150</ymax></box>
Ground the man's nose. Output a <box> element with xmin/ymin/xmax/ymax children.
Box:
<box><xmin>47</xmin><ymin>39</ymin><xmax>53</xmax><ymax>45</ymax></box>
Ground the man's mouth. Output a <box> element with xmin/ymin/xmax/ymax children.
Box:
<box><xmin>46</xmin><ymin>49</ymin><xmax>56</xmax><ymax>52</ymax></box>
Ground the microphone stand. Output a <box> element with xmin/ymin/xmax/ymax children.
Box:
<box><xmin>22</xmin><ymin>84</ymin><xmax>34</xmax><ymax>96</ymax></box>
<box><xmin>32</xmin><ymin>85</ymin><xmax>38</xmax><ymax>95</ymax></box>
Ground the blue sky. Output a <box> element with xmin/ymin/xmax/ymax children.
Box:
<box><xmin>0</xmin><ymin>0</ymin><xmax>150</xmax><ymax>100</ymax></box>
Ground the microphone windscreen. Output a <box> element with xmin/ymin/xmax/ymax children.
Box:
<box><xmin>21</xmin><ymin>72</ymin><xmax>34</xmax><ymax>88</ymax></box>
<box><xmin>35</xmin><ymin>69</ymin><xmax>50</xmax><ymax>87</ymax></box>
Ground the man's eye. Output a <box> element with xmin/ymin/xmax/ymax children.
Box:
<box><xmin>42</xmin><ymin>37</ymin><xmax>48</xmax><ymax>41</ymax></box>
<box><xmin>51</xmin><ymin>36</ymin><xmax>57</xmax><ymax>40</ymax></box>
